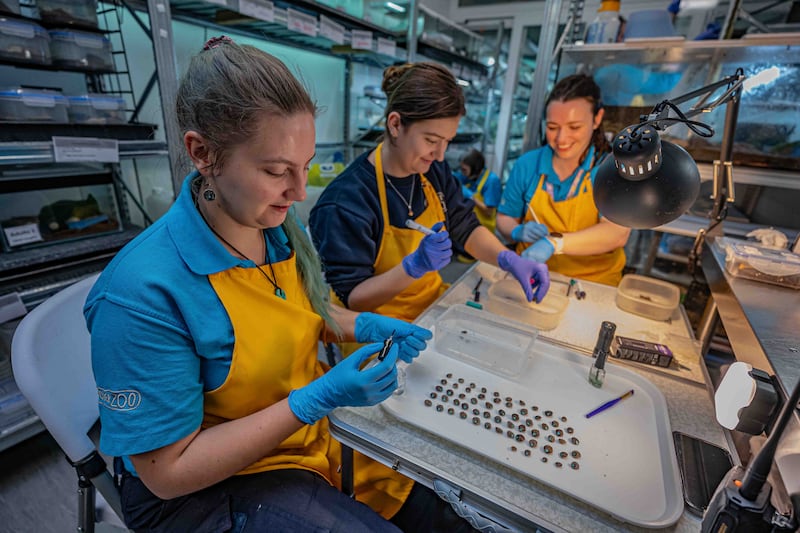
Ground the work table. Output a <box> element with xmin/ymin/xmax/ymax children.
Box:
<box><xmin>330</xmin><ymin>263</ymin><xmax>732</xmax><ymax>532</ymax></box>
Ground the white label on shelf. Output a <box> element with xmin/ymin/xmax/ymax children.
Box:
<box><xmin>52</xmin><ymin>137</ymin><xmax>119</xmax><ymax>163</ymax></box>
<box><xmin>287</xmin><ymin>9</ymin><xmax>317</xmax><ymax>37</ymax></box>
<box><xmin>205</xmin><ymin>0</ymin><xmax>228</xmax><ymax>6</ymax></box>
<box><xmin>351</xmin><ymin>30</ymin><xmax>373</xmax><ymax>51</ymax></box>
<box><xmin>3</xmin><ymin>224</ymin><xmax>42</xmax><ymax>248</ymax></box>
<box><xmin>239</xmin><ymin>0</ymin><xmax>274</xmax><ymax>22</ymax></box>
<box><xmin>0</xmin><ymin>293</ymin><xmax>26</xmax><ymax>325</ymax></box>
<box><xmin>319</xmin><ymin>16</ymin><xmax>344</xmax><ymax>44</ymax></box>
<box><xmin>376</xmin><ymin>37</ymin><xmax>396</xmax><ymax>57</ymax></box>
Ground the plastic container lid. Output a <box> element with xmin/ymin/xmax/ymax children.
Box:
<box><xmin>0</xmin><ymin>18</ymin><xmax>48</xmax><ymax>38</ymax></box>
<box><xmin>616</xmin><ymin>274</ymin><xmax>680</xmax><ymax>321</ymax></box>
<box><xmin>49</xmin><ymin>30</ymin><xmax>110</xmax><ymax>48</ymax></box>
<box><xmin>0</xmin><ymin>87</ymin><xmax>67</xmax><ymax>107</ymax></box>
<box><xmin>485</xmin><ymin>278</ymin><xmax>569</xmax><ymax>331</ymax></box>
<box><xmin>67</xmin><ymin>94</ymin><xmax>124</xmax><ymax>110</ymax></box>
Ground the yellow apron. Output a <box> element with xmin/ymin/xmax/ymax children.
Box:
<box><xmin>203</xmin><ymin>253</ymin><xmax>412</xmax><ymax>518</ymax></box>
<box><xmin>516</xmin><ymin>173</ymin><xmax>626</xmax><ymax>286</ymax></box>
<box><xmin>472</xmin><ymin>169</ymin><xmax>497</xmax><ymax>234</ymax></box>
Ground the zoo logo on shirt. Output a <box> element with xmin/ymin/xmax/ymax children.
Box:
<box><xmin>97</xmin><ymin>387</ymin><xmax>142</xmax><ymax>411</ymax></box>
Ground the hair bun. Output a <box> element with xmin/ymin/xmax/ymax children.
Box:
<box><xmin>203</xmin><ymin>35</ymin><xmax>234</xmax><ymax>51</ymax></box>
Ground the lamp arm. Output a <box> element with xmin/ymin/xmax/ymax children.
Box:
<box><xmin>645</xmin><ymin>71</ymin><xmax>745</xmax><ymax>129</ymax></box>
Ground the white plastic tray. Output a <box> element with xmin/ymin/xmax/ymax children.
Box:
<box><xmin>382</xmin><ymin>321</ymin><xmax>683</xmax><ymax>528</ymax></box>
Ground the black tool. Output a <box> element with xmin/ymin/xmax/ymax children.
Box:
<box><xmin>376</xmin><ymin>331</ymin><xmax>395</xmax><ymax>361</ymax></box>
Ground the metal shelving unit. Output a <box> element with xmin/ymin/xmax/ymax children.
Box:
<box><xmin>0</xmin><ymin>0</ymin><xmax>171</xmax><ymax>452</ymax></box>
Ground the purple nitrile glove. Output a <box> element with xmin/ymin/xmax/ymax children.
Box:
<box><xmin>521</xmin><ymin>238</ymin><xmax>555</xmax><ymax>263</ymax></box>
<box><xmin>461</xmin><ymin>184</ymin><xmax>474</xmax><ymax>200</ymax></box>
<box><xmin>511</xmin><ymin>222</ymin><xmax>549</xmax><ymax>243</ymax></box>
<box><xmin>354</xmin><ymin>312</ymin><xmax>432</xmax><ymax>364</ymax></box>
<box><xmin>288</xmin><ymin>342</ymin><xmax>399</xmax><ymax>424</ymax></box>
<box><xmin>401</xmin><ymin>221</ymin><xmax>452</xmax><ymax>278</ymax></box>
<box><xmin>497</xmin><ymin>250</ymin><xmax>550</xmax><ymax>304</ymax></box>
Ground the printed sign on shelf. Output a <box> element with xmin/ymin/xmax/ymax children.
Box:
<box><xmin>239</xmin><ymin>0</ymin><xmax>274</xmax><ymax>22</ymax></box>
<box><xmin>52</xmin><ymin>137</ymin><xmax>119</xmax><ymax>163</ymax></box>
<box><xmin>4</xmin><ymin>223</ymin><xmax>43</xmax><ymax>247</ymax></box>
<box><xmin>319</xmin><ymin>15</ymin><xmax>344</xmax><ymax>44</ymax></box>
<box><xmin>351</xmin><ymin>29</ymin><xmax>372</xmax><ymax>50</ymax></box>
<box><xmin>376</xmin><ymin>37</ymin><xmax>396</xmax><ymax>57</ymax></box>
<box><xmin>287</xmin><ymin>8</ymin><xmax>317</xmax><ymax>37</ymax></box>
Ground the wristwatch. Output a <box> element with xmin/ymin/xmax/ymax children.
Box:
<box><xmin>547</xmin><ymin>232</ymin><xmax>564</xmax><ymax>255</ymax></box>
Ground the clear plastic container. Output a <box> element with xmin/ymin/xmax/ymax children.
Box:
<box><xmin>0</xmin><ymin>18</ymin><xmax>51</xmax><ymax>65</ymax></box>
<box><xmin>485</xmin><ymin>278</ymin><xmax>569</xmax><ymax>331</ymax></box>
<box><xmin>721</xmin><ymin>239</ymin><xmax>800</xmax><ymax>289</ymax></box>
<box><xmin>66</xmin><ymin>93</ymin><xmax>125</xmax><ymax>124</ymax></box>
<box><xmin>37</xmin><ymin>0</ymin><xmax>98</xmax><ymax>28</ymax></box>
<box><xmin>0</xmin><ymin>182</ymin><xmax>121</xmax><ymax>251</ymax></box>
<box><xmin>0</xmin><ymin>87</ymin><xmax>68</xmax><ymax>122</ymax></box>
<box><xmin>433</xmin><ymin>304</ymin><xmax>536</xmax><ymax>378</ymax></box>
<box><xmin>0</xmin><ymin>1</ymin><xmax>21</xmax><ymax>16</ymax></box>
<box><xmin>616</xmin><ymin>274</ymin><xmax>680</xmax><ymax>321</ymax></box>
<box><xmin>48</xmin><ymin>29</ymin><xmax>112</xmax><ymax>71</ymax></box>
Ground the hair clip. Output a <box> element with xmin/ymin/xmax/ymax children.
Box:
<box><xmin>203</xmin><ymin>35</ymin><xmax>234</xmax><ymax>51</ymax></box>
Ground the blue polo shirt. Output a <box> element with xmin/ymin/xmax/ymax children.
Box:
<box><xmin>499</xmin><ymin>145</ymin><xmax>602</xmax><ymax>220</ymax></box>
<box><xmin>456</xmin><ymin>169</ymin><xmax>502</xmax><ymax>208</ymax></box>
<box><xmin>84</xmin><ymin>171</ymin><xmax>292</xmax><ymax>465</ymax></box>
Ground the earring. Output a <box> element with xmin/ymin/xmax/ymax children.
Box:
<box><xmin>203</xmin><ymin>188</ymin><xmax>216</xmax><ymax>201</ymax></box>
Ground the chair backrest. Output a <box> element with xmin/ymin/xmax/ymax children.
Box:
<box><xmin>11</xmin><ymin>273</ymin><xmax>101</xmax><ymax>463</ymax></box>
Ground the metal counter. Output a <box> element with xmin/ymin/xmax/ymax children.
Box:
<box><xmin>329</xmin><ymin>263</ymin><xmax>731</xmax><ymax>532</ymax></box>
<box><xmin>701</xmin><ymin>237</ymin><xmax>800</xmax><ymax>504</ymax></box>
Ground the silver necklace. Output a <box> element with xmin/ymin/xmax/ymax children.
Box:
<box><xmin>385</xmin><ymin>175</ymin><xmax>416</xmax><ymax>217</ymax></box>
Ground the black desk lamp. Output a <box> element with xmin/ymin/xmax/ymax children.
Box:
<box><xmin>592</xmin><ymin>70</ymin><xmax>798</xmax><ymax>531</ymax></box>
<box><xmin>593</xmin><ymin>70</ymin><xmax>745</xmax><ymax>229</ymax></box>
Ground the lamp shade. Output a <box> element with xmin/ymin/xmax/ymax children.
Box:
<box><xmin>593</xmin><ymin>140</ymin><xmax>701</xmax><ymax>229</ymax></box>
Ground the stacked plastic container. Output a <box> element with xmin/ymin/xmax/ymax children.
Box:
<box><xmin>0</xmin><ymin>17</ymin><xmax>51</xmax><ymax>65</ymax></box>
<box><xmin>0</xmin><ymin>87</ymin><xmax>68</xmax><ymax>122</ymax></box>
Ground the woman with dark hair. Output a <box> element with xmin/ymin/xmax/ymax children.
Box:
<box><xmin>310</xmin><ymin>62</ymin><xmax>549</xmax><ymax>329</ymax></box>
<box><xmin>496</xmin><ymin>74</ymin><xmax>630</xmax><ymax>286</ymax></box>
<box><xmin>84</xmin><ymin>37</ymin><xmax>439</xmax><ymax>532</ymax></box>
<box><xmin>457</xmin><ymin>148</ymin><xmax>502</xmax><ymax>235</ymax></box>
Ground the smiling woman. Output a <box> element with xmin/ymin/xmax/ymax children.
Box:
<box><xmin>496</xmin><ymin>74</ymin><xmax>631</xmax><ymax>286</ymax></box>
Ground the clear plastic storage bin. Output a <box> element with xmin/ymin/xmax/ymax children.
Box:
<box><xmin>433</xmin><ymin>304</ymin><xmax>537</xmax><ymax>378</ymax></box>
<box><xmin>48</xmin><ymin>29</ymin><xmax>112</xmax><ymax>71</ymax></box>
<box><xmin>485</xmin><ymin>278</ymin><xmax>569</xmax><ymax>331</ymax></box>
<box><xmin>0</xmin><ymin>182</ymin><xmax>121</xmax><ymax>251</ymax></box>
<box><xmin>0</xmin><ymin>87</ymin><xmax>68</xmax><ymax>122</ymax></box>
<box><xmin>0</xmin><ymin>1</ymin><xmax>21</xmax><ymax>15</ymax></box>
<box><xmin>616</xmin><ymin>274</ymin><xmax>680</xmax><ymax>321</ymax></box>
<box><xmin>67</xmin><ymin>93</ymin><xmax>125</xmax><ymax>124</ymax></box>
<box><xmin>37</xmin><ymin>0</ymin><xmax>98</xmax><ymax>28</ymax></box>
<box><xmin>0</xmin><ymin>18</ymin><xmax>51</xmax><ymax>65</ymax></box>
<box><xmin>720</xmin><ymin>238</ymin><xmax>800</xmax><ymax>289</ymax></box>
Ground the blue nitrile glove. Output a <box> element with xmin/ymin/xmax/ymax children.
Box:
<box><xmin>511</xmin><ymin>222</ymin><xmax>549</xmax><ymax>243</ymax></box>
<box><xmin>355</xmin><ymin>312</ymin><xmax>433</xmax><ymax>363</ymax></box>
<box><xmin>401</xmin><ymin>222</ymin><xmax>452</xmax><ymax>278</ymax></box>
<box><xmin>461</xmin><ymin>184</ymin><xmax>474</xmax><ymax>200</ymax></box>
<box><xmin>667</xmin><ymin>0</ymin><xmax>680</xmax><ymax>15</ymax></box>
<box><xmin>497</xmin><ymin>250</ymin><xmax>551</xmax><ymax>304</ymax></box>
<box><xmin>288</xmin><ymin>342</ymin><xmax>399</xmax><ymax>424</ymax></box>
<box><xmin>694</xmin><ymin>22</ymin><xmax>721</xmax><ymax>40</ymax></box>
<box><xmin>521</xmin><ymin>238</ymin><xmax>555</xmax><ymax>263</ymax></box>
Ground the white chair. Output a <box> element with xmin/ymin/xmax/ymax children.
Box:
<box><xmin>11</xmin><ymin>273</ymin><xmax>128</xmax><ymax>533</ymax></box>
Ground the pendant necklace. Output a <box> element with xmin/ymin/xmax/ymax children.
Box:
<box><xmin>385</xmin><ymin>174</ymin><xmax>416</xmax><ymax>217</ymax></box>
<box><xmin>197</xmin><ymin>206</ymin><xmax>286</xmax><ymax>300</ymax></box>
